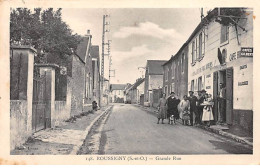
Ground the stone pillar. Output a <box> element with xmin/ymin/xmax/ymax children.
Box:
<box><xmin>10</xmin><ymin>45</ymin><xmax>36</xmax><ymax>133</ymax></box>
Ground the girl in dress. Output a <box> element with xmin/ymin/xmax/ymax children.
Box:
<box><xmin>201</xmin><ymin>94</ymin><xmax>214</xmax><ymax>127</ymax></box>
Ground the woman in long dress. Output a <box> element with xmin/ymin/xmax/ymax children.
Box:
<box><xmin>178</xmin><ymin>95</ymin><xmax>190</xmax><ymax>125</ymax></box>
<box><xmin>201</xmin><ymin>94</ymin><xmax>214</xmax><ymax>127</ymax></box>
<box><xmin>157</xmin><ymin>93</ymin><xmax>167</xmax><ymax>124</ymax></box>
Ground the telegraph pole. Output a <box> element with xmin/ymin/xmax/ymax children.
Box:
<box><xmin>101</xmin><ymin>14</ymin><xmax>110</xmax><ymax>106</ymax></box>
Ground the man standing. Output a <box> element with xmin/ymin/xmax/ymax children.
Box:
<box><xmin>188</xmin><ymin>91</ymin><xmax>198</xmax><ymax>126</ymax></box>
<box><xmin>166</xmin><ymin>92</ymin><xmax>180</xmax><ymax>124</ymax></box>
<box><xmin>197</xmin><ymin>90</ymin><xmax>206</xmax><ymax>125</ymax></box>
<box><xmin>217</xmin><ymin>83</ymin><xmax>226</xmax><ymax>124</ymax></box>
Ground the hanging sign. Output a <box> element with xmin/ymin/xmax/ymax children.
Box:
<box><xmin>241</xmin><ymin>47</ymin><xmax>253</xmax><ymax>57</ymax></box>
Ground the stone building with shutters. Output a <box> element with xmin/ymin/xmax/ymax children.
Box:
<box><xmin>187</xmin><ymin>8</ymin><xmax>253</xmax><ymax>133</ymax></box>
<box><xmin>162</xmin><ymin>43</ymin><xmax>189</xmax><ymax>100</ymax></box>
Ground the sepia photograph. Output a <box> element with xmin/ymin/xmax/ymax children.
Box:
<box><xmin>0</xmin><ymin>0</ymin><xmax>259</xmax><ymax>165</ymax></box>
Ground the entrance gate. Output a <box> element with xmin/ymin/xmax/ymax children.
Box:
<box><xmin>32</xmin><ymin>67</ymin><xmax>47</xmax><ymax>132</ymax></box>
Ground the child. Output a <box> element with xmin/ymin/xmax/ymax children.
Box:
<box><xmin>201</xmin><ymin>94</ymin><xmax>214</xmax><ymax>127</ymax></box>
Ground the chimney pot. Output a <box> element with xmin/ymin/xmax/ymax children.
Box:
<box><xmin>87</xmin><ymin>30</ymin><xmax>90</xmax><ymax>35</ymax></box>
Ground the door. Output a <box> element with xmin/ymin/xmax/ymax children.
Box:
<box><xmin>32</xmin><ymin>69</ymin><xmax>47</xmax><ymax>132</ymax></box>
<box><xmin>213</xmin><ymin>71</ymin><xmax>218</xmax><ymax>122</ymax></box>
<box><xmin>226</xmin><ymin>68</ymin><xmax>233</xmax><ymax>125</ymax></box>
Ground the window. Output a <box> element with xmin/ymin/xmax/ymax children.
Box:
<box><xmin>165</xmin><ymin>68</ymin><xmax>168</xmax><ymax>81</ymax></box>
<box><xmin>192</xmin><ymin>41</ymin><xmax>196</xmax><ymax>64</ymax></box>
<box><xmin>199</xmin><ymin>33</ymin><xmax>202</xmax><ymax>59</ymax></box>
<box><xmin>198</xmin><ymin>76</ymin><xmax>202</xmax><ymax>91</ymax></box>
<box><xmin>165</xmin><ymin>85</ymin><xmax>168</xmax><ymax>96</ymax></box>
<box><xmin>172</xmin><ymin>62</ymin><xmax>175</xmax><ymax>79</ymax></box>
<box><xmin>196</xmin><ymin>38</ymin><xmax>199</xmax><ymax>60</ymax></box>
<box><xmin>191</xmin><ymin>80</ymin><xmax>194</xmax><ymax>91</ymax></box>
<box><xmin>181</xmin><ymin>53</ymin><xmax>185</xmax><ymax>73</ymax></box>
<box><xmin>172</xmin><ymin>83</ymin><xmax>175</xmax><ymax>93</ymax></box>
<box><xmin>220</xmin><ymin>25</ymin><xmax>229</xmax><ymax>44</ymax></box>
<box><xmin>85</xmin><ymin>73</ymin><xmax>89</xmax><ymax>98</ymax></box>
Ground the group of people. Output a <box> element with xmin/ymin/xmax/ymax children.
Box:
<box><xmin>157</xmin><ymin>90</ymin><xmax>214</xmax><ymax>127</ymax></box>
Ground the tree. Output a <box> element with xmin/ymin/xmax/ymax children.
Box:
<box><xmin>10</xmin><ymin>8</ymin><xmax>82</xmax><ymax>63</ymax></box>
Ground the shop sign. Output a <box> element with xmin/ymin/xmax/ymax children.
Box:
<box><xmin>240</xmin><ymin>64</ymin><xmax>247</xmax><ymax>70</ymax></box>
<box><xmin>241</xmin><ymin>47</ymin><xmax>253</xmax><ymax>57</ymax></box>
<box><xmin>238</xmin><ymin>81</ymin><xmax>248</xmax><ymax>86</ymax></box>
<box><xmin>192</xmin><ymin>62</ymin><xmax>213</xmax><ymax>76</ymax></box>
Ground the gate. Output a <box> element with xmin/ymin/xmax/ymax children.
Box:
<box><xmin>32</xmin><ymin>67</ymin><xmax>47</xmax><ymax>132</ymax></box>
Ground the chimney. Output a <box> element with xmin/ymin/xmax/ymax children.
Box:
<box><xmin>87</xmin><ymin>29</ymin><xmax>90</xmax><ymax>35</ymax></box>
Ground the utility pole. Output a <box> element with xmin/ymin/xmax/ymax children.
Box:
<box><xmin>101</xmin><ymin>14</ymin><xmax>110</xmax><ymax>106</ymax></box>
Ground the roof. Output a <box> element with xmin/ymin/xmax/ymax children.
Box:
<box><xmin>146</xmin><ymin>60</ymin><xmax>167</xmax><ymax>75</ymax></box>
<box><xmin>76</xmin><ymin>36</ymin><xmax>91</xmax><ymax>63</ymax></box>
<box><xmin>110</xmin><ymin>84</ymin><xmax>127</xmax><ymax>91</ymax></box>
<box><xmin>90</xmin><ymin>45</ymin><xmax>99</xmax><ymax>59</ymax></box>
<box><xmin>163</xmin><ymin>8</ymin><xmax>219</xmax><ymax>66</ymax></box>
<box><xmin>130</xmin><ymin>78</ymin><xmax>145</xmax><ymax>90</ymax></box>
<box><xmin>163</xmin><ymin>43</ymin><xmax>188</xmax><ymax>66</ymax></box>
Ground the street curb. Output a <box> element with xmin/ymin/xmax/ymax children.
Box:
<box><xmin>134</xmin><ymin>104</ymin><xmax>253</xmax><ymax>147</ymax></box>
<box><xmin>70</xmin><ymin>105</ymin><xmax>113</xmax><ymax>155</ymax></box>
<box><xmin>197</xmin><ymin>125</ymin><xmax>253</xmax><ymax>147</ymax></box>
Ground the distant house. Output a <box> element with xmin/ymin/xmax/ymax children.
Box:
<box><xmin>124</xmin><ymin>83</ymin><xmax>132</xmax><ymax>103</ymax></box>
<box><xmin>144</xmin><ymin>60</ymin><xmax>167</xmax><ymax>106</ymax></box>
<box><xmin>162</xmin><ymin>43</ymin><xmax>188</xmax><ymax>99</ymax></box>
<box><xmin>102</xmin><ymin>77</ymin><xmax>110</xmax><ymax>105</ymax></box>
<box><xmin>110</xmin><ymin>84</ymin><xmax>127</xmax><ymax>103</ymax></box>
<box><xmin>127</xmin><ymin>78</ymin><xmax>145</xmax><ymax>104</ymax></box>
<box><xmin>90</xmin><ymin>45</ymin><xmax>101</xmax><ymax>106</ymax></box>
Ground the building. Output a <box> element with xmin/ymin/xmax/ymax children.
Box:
<box><xmin>126</xmin><ymin>78</ymin><xmax>145</xmax><ymax>104</ymax></box>
<box><xmin>186</xmin><ymin>8</ymin><xmax>253</xmax><ymax>133</ymax></box>
<box><xmin>110</xmin><ymin>84</ymin><xmax>127</xmax><ymax>103</ymax></box>
<box><xmin>144</xmin><ymin>60</ymin><xmax>167</xmax><ymax>106</ymax></box>
<box><xmin>90</xmin><ymin>45</ymin><xmax>101</xmax><ymax>106</ymax></box>
<box><xmin>162</xmin><ymin>43</ymin><xmax>189</xmax><ymax>99</ymax></box>
<box><xmin>124</xmin><ymin>83</ymin><xmax>133</xmax><ymax>104</ymax></box>
<box><xmin>102</xmin><ymin>78</ymin><xmax>110</xmax><ymax>106</ymax></box>
<box><xmin>136</xmin><ymin>78</ymin><xmax>145</xmax><ymax>104</ymax></box>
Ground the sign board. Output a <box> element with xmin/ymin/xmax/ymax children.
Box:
<box><xmin>240</xmin><ymin>47</ymin><xmax>253</xmax><ymax>57</ymax></box>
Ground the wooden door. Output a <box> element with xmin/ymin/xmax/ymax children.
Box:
<box><xmin>226</xmin><ymin>68</ymin><xmax>233</xmax><ymax>125</ymax></box>
<box><xmin>213</xmin><ymin>71</ymin><xmax>218</xmax><ymax>122</ymax></box>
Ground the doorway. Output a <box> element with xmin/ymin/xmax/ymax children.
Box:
<box><xmin>213</xmin><ymin>68</ymin><xmax>233</xmax><ymax>125</ymax></box>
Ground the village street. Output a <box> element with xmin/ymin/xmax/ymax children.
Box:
<box><xmin>79</xmin><ymin>104</ymin><xmax>252</xmax><ymax>155</ymax></box>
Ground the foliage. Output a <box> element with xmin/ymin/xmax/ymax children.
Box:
<box><xmin>10</xmin><ymin>8</ymin><xmax>82</xmax><ymax>63</ymax></box>
<box><xmin>213</xmin><ymin>8</ymin><xmax>246</xmax><ymax>26</ymax></box>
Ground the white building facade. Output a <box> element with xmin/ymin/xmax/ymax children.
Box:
<box><xmin>187</xmin><ymin>8</ymin><xmax>253</xmax><ymax>133</ymax></box>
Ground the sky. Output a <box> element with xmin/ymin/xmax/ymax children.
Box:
<box><xmin>62</xmin><ymin>8</ymin><xmax>203</xmax><ymax>84</ymax></box>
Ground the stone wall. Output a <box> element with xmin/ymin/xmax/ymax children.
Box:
<box><xmin>10</xmin><ymin>100</ymin><xmax>29</xmax><ymax>150</ymax></box>
<box><xmin>68</xmin><ymin>55</ymin><xmax>85</xmax><ymax>116</ymax></box>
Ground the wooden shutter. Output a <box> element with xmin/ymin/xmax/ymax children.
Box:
<box><xmin>226</xmin><ymin>68</ymin><xmax>233</xmax><ymax>125</ymax></box>
<box><xmin>213</xmin><ymin>71</ymin><xmax>218</xmax><ymax>122</ymax></box>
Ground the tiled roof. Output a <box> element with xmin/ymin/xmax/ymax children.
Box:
<box><xmin>76</xmin><ymin>36</ymin><xmax>90</xmax><ymax>63</ymax></box>
<box><xmin>110</xmin><ymin>84</ymin><xmax>127</xmax><ymax>91</ymax></box>
<box><xmin>146</xmin><ymin>60</ymin><xmax>167</xmax><ymax>75</ymax></box>
<box><xmin>131</xmin><ymin>78</ymin><xmax>145</xmax><ymax>90</ymax></box>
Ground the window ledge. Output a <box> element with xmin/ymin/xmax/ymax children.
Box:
<box><xmin>220</xmin><ymin>40</ymin><xmax>229</xmax><ymax>47</ymax></box>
